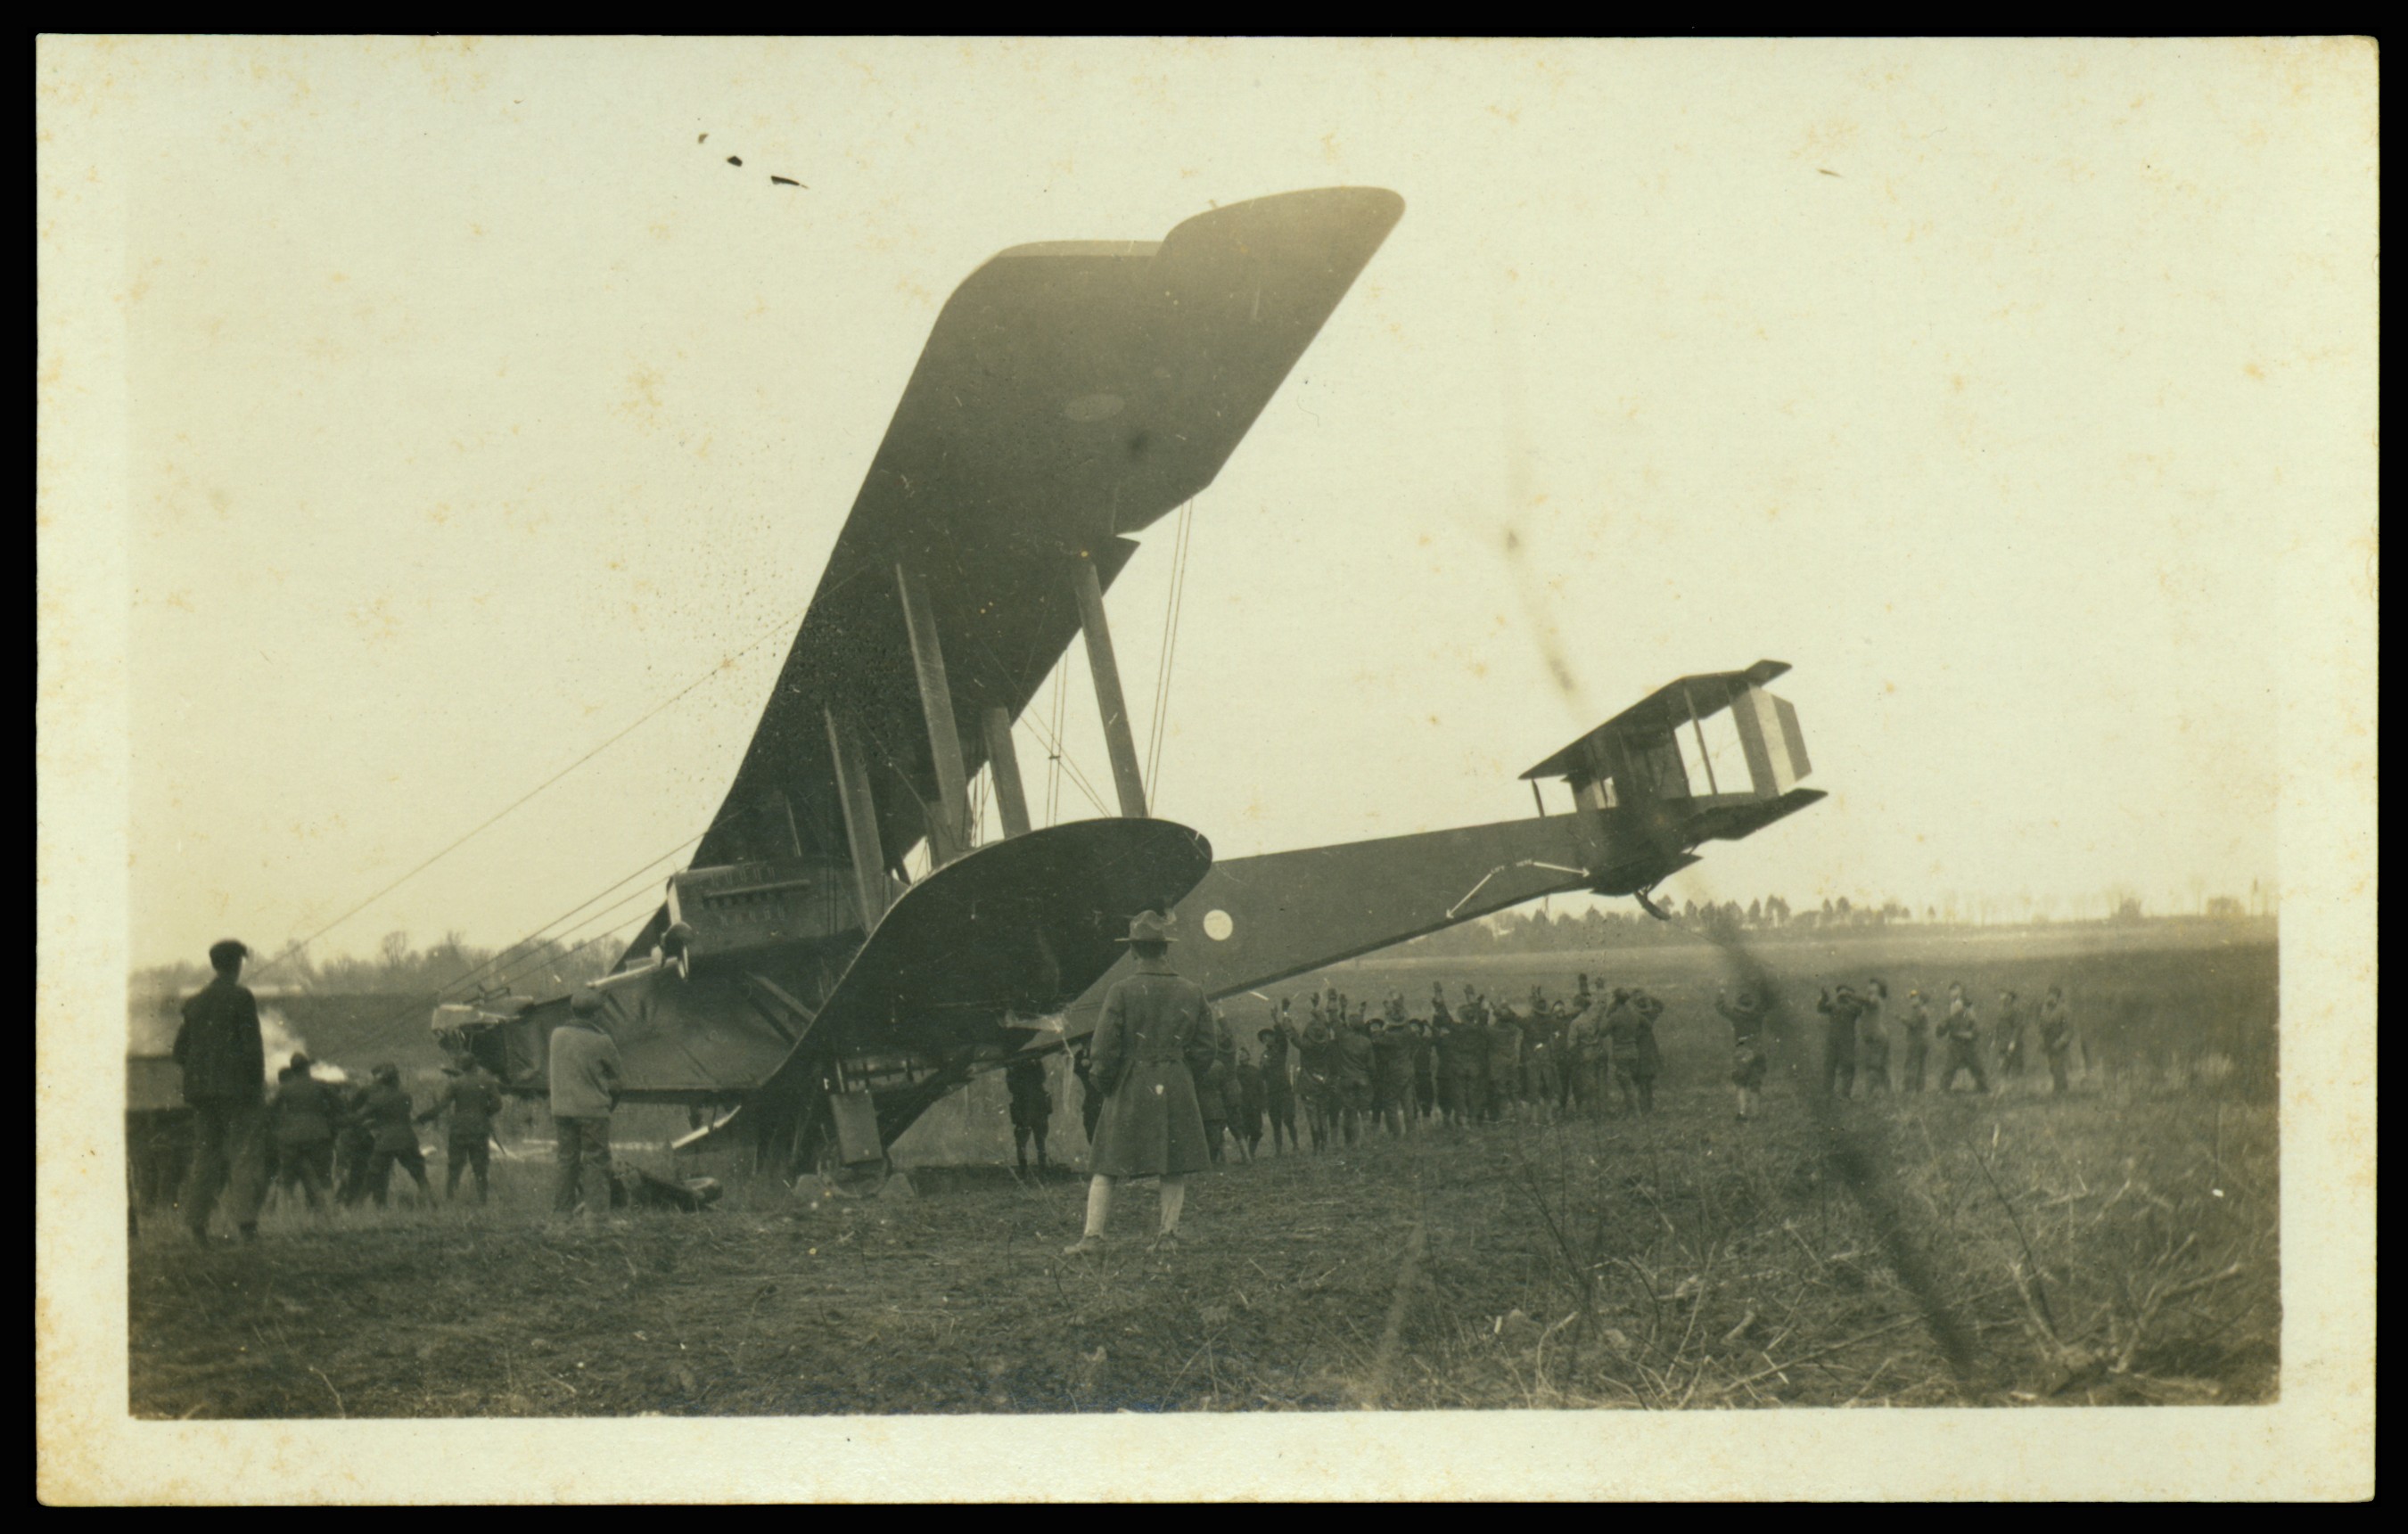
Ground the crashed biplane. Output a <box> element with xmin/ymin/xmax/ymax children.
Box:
<box><xmin>441</xmin><ymin>188</ymin><xmax>1821</xmax><ymax>1178</ymax></box>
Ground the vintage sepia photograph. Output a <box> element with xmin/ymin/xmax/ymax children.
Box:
<box><xmin>38</xmin><ymin>37</ymin><xmax>2373</xmax><ymax>1502</ymax></box>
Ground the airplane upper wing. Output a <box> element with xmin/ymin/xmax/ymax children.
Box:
<box><xmin>627</xmin><ymin>188</ymin><xmax>1404</xmax><ymax>954</ymax></box>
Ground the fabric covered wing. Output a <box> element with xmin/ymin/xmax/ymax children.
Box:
<box><xmin>681</xmin><ymin>187</ymin><xmax>1405</xmax><ymax>888</ymax></box>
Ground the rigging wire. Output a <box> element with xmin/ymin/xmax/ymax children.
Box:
<box><xmin>1145</xmin><ymin>497</ymin><xmax>1197</xmax><ymax>803</ymax></box>
<box><xmin>251</xmin><ymin>598</ymin><xmax>811</xmax><ymax>982</ymax></box>
<box><xmin>333</xmin><ymin>801</ymin><xmax>760</xmax><ymax>1044</ymax></box>
<box><xmin>1043</xmin><ymin>660</ymin><xmax>1068</xmax><ymax>827</ymax></box>
<box><xmin>1014</xmin><ymin>700</ymin><xmax>1112</xmax><ymax>821</ymax></box>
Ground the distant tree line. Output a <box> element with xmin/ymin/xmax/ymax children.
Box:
<box><xmin>1399</xmin><ymin>889</ymin><xmax>2264</xmax><ymax>957</ymax></box>
<box><xmin>135</xmin><ymin>930</ymin><xmax>622</xmax><ymax>1001</ymax></box>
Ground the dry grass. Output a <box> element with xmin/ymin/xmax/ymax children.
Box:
<box><xmin>130</xmin><ymin>1067</ymin><xmax>2275</xmax><ymax>1416</ymax></box>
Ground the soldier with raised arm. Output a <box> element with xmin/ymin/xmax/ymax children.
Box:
<box><xmin>1715</xmin><ymin>985</ymin><xmax>1770</xmax><ymax>1121</ymax></box>
<box><xmin>1938</xmin><ymin>983</ymin><xmax>1989</xmax><ymax>1094</ymax></box>
<box><xmin>1066</xmin><ymin>912</ymin><xmax>1213</xmax><ymax>1255</ymax></box>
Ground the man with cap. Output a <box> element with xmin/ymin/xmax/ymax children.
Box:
<box><xmin>356</xmin><ymin>1062</ymin><xmax>433</xmax><ymax>1207</ymax></box>
<box><xmin>550</xmin><ymin>987</ymin><xmax>625</xmax><ymax>1218</ymax></box>
<box><xmin>419</xmin><ymin>1056</ymin><xmax>504</xmax><ymax>1202</ymax></box>
<box><xmin>171</xmin><ymin>939</ymin><xmax>268</xmax><ymax>1243</ymax></box>
<box><xmin>1067</xmin><ymin>911</ymin><xmax>1213</xmax><ymax>1255</ymax></box>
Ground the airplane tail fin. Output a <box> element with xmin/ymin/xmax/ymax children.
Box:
<box><xmin>1522</xmin><ymin>660</ymin><xmax>1822</xmax><ymax>900</ymax></box>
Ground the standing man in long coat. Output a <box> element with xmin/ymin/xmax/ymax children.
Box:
<box><xmin>172</xmin><ymin>939</ymin><xmax>267</xmax><ymax>1243</ymax></box>
<box><xmin>1066</xmin><ymin>912</ymin><xmax>1213</xmax><ymax>1255</ymax></box>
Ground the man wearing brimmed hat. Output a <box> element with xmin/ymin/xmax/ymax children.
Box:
<box><xmin>171</xmin><ymin>939</ymin><xmax>267</xmax><ymax>1243</ymax></box>
<box><xmin>1065</xmin><ymin>911</ymin><xmax>1213</xmax><ymax>1255</ymax></box>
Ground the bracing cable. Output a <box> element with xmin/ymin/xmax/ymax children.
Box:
<box><xmin>251</xmin><ymin>599</ymin><xmax>811</xmax><ymax>981</ymax></box>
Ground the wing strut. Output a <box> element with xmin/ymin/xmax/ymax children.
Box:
<box><xmin>1073</xmin><ymin>553</ymin><xmax>1151</xmax><ymax>817</ymax></box>
<box><xmin>895</xmin><ymin>563</ymin><xmax>973</xmax><ymax>865</ymax></box>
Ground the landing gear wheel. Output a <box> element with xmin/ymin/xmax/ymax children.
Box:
<box><xmin>815</xmin><ymin>1141</ymin><xmax>891</xmax><ymax>1199</ymax></box>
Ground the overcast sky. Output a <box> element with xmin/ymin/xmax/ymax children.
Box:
<box><xmin>86</xmin><ymin>38</ymin><xmax>2370</xmax><ymax>969</ymax></box>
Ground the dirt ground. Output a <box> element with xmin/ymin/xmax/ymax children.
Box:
<box><xmin>129</xmin><ymin>1066</ymin><xmax>2276</xmax><ymax>1417</ymax></box>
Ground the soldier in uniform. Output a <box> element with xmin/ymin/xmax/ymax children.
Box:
<box><xmin>1335</xmin><ymin>1013</ymin><xmax>1374</xmax><ymax>1148</ymax></box>
<box><xmin>1257</xmin><ymin>1025</ymin><xmax>1299</xmax><ymax>1155</ymax></box>
<box><xmin>1899</xmin><ymin>988</ymin><xmax>1933</xmax><ymax>1093</ymax></box>
<box><xmin>1483</xmin><ymin>1000</ymin><xmax>1524</xmax><ymax>1121</ymax></box>
<box><xmin>171</xmin><ymin>939</ymin><xmax>268</xmax><ymax>1243</ymax></box>
<box><xmin>1368</xmin><ymin>1020</ymin><xmax>1414</xmax><ymax>1138</ymax></box>
<box><xmin>1196</xmin><ymin>1008</ymin><xmax>1233</xmax><ymax>1164</ymax></box>
<box><xmin>1566</xmin><ymin>997</ymin><xmax>1607</xmax><ymax>1116</ymax></box>
<box><xmin>419</xmin><ymin>1057</ymin><xmax>503</xmax><ymax>1202</ymax></box>
<box><xmin>2037</xmin><ymin>987</ymin><xmax>2077</xmax><ymax>1095</ymax></box>
<box><xmin>1994</xmin><ymin>989</ymin><xmax>2029</xmax><ymax>1082</ymax></box>
<box><xmin>358</xmin><ymin>1063</ymin><xmax>433</xmax><ymax>1208</ymax></box>
<box><xmin>1459</xmin><ymin>987</ymin><xmax>1495</xmax><ymax>1122</ymax></box>
<box><xmin>1005</xmin><ymin>1056</ymin><xmax>1054</xmax><ymax>1173</ymax></box>
<box><xmin>1607</xmin><ymin>989</ymin><xmax>1664</xmax><ymax>1113</ymax></box>
<box><xmin>1296</xmin><ymin>1012</ymin><xmax>1340</xmax><ymax>1152</ymax></box>
<box><xmin>1715</xmin><ymin>986</ymin><xmax>1771</xmax><ymax>1120</ymax></box>
<box><xmin>1858</xmin><ymin>980</ymin><xmax>1893</xmax><ymax>1095</ymax></box>
<box><xmin>1937</xmin><ymin>983</ymin><xmax>1989</xmax><ymax>1094</ymax></box>
<box><xmin>549</xmin><ymin>988</ymin><xmax>624</xmax><ymax>1218</ymax></box>
<box><xmin>1816</xmin><ymin>984</ymin><xmax>1864</xmax><ymax>1098</ymax></box>
<box><xmin>1428</xmin><ymin>989</ymin><xmax>1460</xmax><ymax>1124</ymax></box>
<box><xmin>1215</xmin><ymin>1011</ymin><xmax>1248</xmax><ymax>1161</ymax></box>
<box><xmin>1235</xmin><ymin>1047</ymin><xmax>1266</xmax><ymax>1161</ymax></box>
<box><xmin>1408</xmin><ymin>1017</ymin><xmax>1437</xmax><ymax>1122</ymax></box>
<box><xmin>334</xmin><ymin>1078</ymin><xmax>376</xmax><ymax>1207</ymax></box>
<box><xmin>269</xmin><ymin>1053</ymin><xmax>337</xmax><ymax>1211</ymax></box>
<box><xmin>1066</xmin><ymin>912</ymin><xmax>1213</xmax><ymax>1254</ymax></box>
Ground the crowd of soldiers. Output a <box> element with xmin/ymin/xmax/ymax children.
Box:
<box><xmin>1002</xmin><ymin>976</ymin><xmax>1680</xmax><ymax>1173</ymax></box>
<box><xmin>163</xmin><ymin>939</ymin><xmax>515</xmax><ymax>1243</ymax></box>
<box><xmin>1806</xmin><ymin>980</ymin><xmax>2082</xmax><ymax>1100</ymax></box>
<box><xmin>1001</xmin><ymin>971</ymin><xmax>2089</xmax><ymax>1176</ymax></box>
<box><xmin>255</xmin><ymin>1053</ymin><xmax>510</xmax><ymax>1215</ymax></box>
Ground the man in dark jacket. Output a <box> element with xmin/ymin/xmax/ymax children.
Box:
<box><xmin>358</xmin><ymin>1063</ymin><xmax>433</xmax><ymax>1207</ymax></box>
<box><xmin>172</xmin><ymin>939</ymin><xmax>267</xmax><ymax>1243</ymax></box>
<box><xmin>1334</xmin><ymin>1015</ymin><xmax>1374</xmax><ymax>1148</ymax></box>
<box><xmin>1368</xmin><ymin>1021</ymin><xmax>1414</xmax><ymax>1138</ymax></box>
<box><xmin>1257</xmin><ymin>1024</ymin><xmax>1298</xmax><ymax>1155</ymax></box>
<box><xmin>1816</xmin><ymin>985</ymin><xmax>1864</xmax><ymax>1098</ymax></box>
<box><xmin>1005</xmin><ymin>1055</ymin><xmax>1054</xmax><ymax>1173</ymax></box>
<box><xmin>419</xmin><ymin>1060</ymin><xmax>503</xmax><ymax>1202</ymax></box>
<box><xmin>1067</xmin><ymin>912</ymin><xmax>1213</xmax><ymax>1255</ymax></box>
